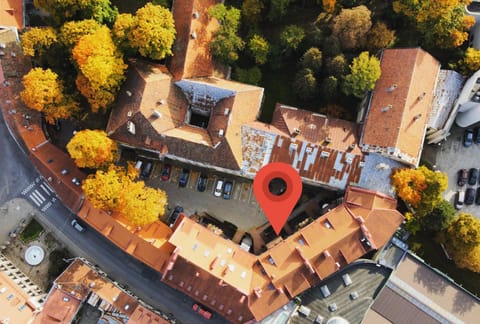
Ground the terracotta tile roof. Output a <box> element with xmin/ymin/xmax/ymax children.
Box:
<box><xmin>0</xmin><ymin>0</ymin><xmax>23</xmax><ymax>28</ymax></box>
<box><xmin>168</xmin><ymin>0</ymin><xmax>219</xmax><ymax>80</ymax></box>
<box><xmin>108</xmin><ymin>62</ymin><xmax>262</xmax><ymax>171</ymax></box>
<box><xmin>33</xmin><ymin>288</ymin><xmax>81</xmax><ymax>324</ymax></box>
<box><xmin>243</xmin><ymin>104</ymin><xmax>365</xmax><ymax>190</ymax></box>
<box><xmin>161</xmin><ymin>187</ymin><xmax>404</xmax><ymax>323</ymax></box>
<box><xmin>360</xmin><ymin>48</ymin><xmax>440</xmax><ymax>166</ymax></box>
<box><xmin>128</xmin><ymin>305</ymin><xmax>170</xmax><ymax>324</ymax></box>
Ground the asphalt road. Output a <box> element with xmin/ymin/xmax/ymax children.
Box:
<box><xmin>0</xmin><ymin>113</ymin><xmax>227</xmax><ymax>323</ymax></box>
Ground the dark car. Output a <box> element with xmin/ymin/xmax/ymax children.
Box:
<box><xmin>464</xmin><ymin>128</ymin><xmax>474</xmax><ymax>147</ymax></box>
<box><xmin>466</xmin><ymin>188</ymin><xmax>475</xmax><ymax>205</ymax></box>
<box><xmin>468</xmin><ymin>168</ymin><xmax>478</xmax><ymax>185</ymax></box>
<box><xmin>179</xmin><ymin>169</ymin><xmax>190</xmax><ymax>187</ymax></box>
<box><xmin>141</xmin><ymin>162</ymin><xmax>153</xmax><ymax>179</ymax></box>
<box><xmin>458</xmin><ymin>169</ymin><xmax>468</xmax><ymax>186</ymax></box>
<box><xmin>476</xmin><ymin>188</ymin><xmax>480</xmax><ymax>205</ymax></box>
<box><xmin>197</xmin><ymin>173</ymin><xmax>208</xmax><ymax>192</ymax></box>
<box><xmin>161</xmin><ymin>164</ymin><xmax>171</xmax><ymax>181</ymax></box>
<box><xmin>223</xmin><ymin>181</ymin><xmax>233</xmax><ymax>200</ymax></box>
<box><xmin>476</xmin><ymin>128</ymin><xmax>480</xmax><ymax>144</ymax></box>
<box><xmin>169</xmin><ymin>206</ymin><xmax>184</xmax><ymax>227</ymax></box>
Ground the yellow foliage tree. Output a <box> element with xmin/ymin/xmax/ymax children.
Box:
<box><xmin>66</xmin><ymin>129</ymin><xmax>119</xmax><ymax>169</ymax></box>
<box><xmin>59</xmin><ymin>19</ymin><xmax>102</xmax><ymax>49</ymax></box>
<box><xmin>72</xmin><ymin>26</ymin><xmax>127</xmax><ymax>112</ymax></box>
<box><xmin>82</xmin><ymin>165</ymin><xmax>168</xmax><ymax>226</ymax></box>
<box><xmin>322</xmin><ymin>0</ymin><xmax>336</xmax><ymax>13</ymax></box>
<box><xmin>391</xmin><ymin>168</ymin><xmax>427</xmax><ymax>207</ymax></box>
<box><xmin>20</xmin><ymin>68</ymin><xmax>79</xmax><ymax>124</ymax></box>
<box><xmin>21</xmin><ymin>27</ymin><xmax>57</xmax><ymax>57</ymax></box>
<box><xmin>461</xmin><ymin>47</ymin><xmax>480</xmax><ymax>74</ymax></box>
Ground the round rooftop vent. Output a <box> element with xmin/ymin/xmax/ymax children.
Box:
<box><xmin>25</xmin><ymin>245</ymin><xmax>45</xmax><ymax>266</ymax></box>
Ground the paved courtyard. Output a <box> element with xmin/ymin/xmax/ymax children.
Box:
<box><xmin>422</xmin><ymin>124</ymin><xmax>480</xmax><ymax>218</ymax></box>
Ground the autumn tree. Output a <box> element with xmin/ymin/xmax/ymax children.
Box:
<box><xmin>20</xmin><ymin>68</ymin><xmax>79</xmax><ymax>124</ymax></box>
<box><xmin>422</xmin><ymin>200</ymin><xmax>455</xmax><ymax>232</ymax></box>
<box><xmin>72</xmin><ymin>26</ymin><xmax>127</xmax><ymax>112</ymax></box>
<box><xmin>248</xmin><ymin>34</ymin><xmax>270</xmax><ymax>65</ymax></box>
<box><xmin>459</xmin><ymin>47</ymin><xmax>480</xmax><ymax>74</ymax></box>
<box><xmin>322</xmin><ymin>0</ymin><xmax>336</xmax><ymax>13</ymax></box>
<box><xmin>325</xmin><ymin>54</ymin><xmax>347</xmax><ymax>77</ymax></box>
<box><xmin>112</xmin><ymin>13</ymin><xmax>137</xmax><ymax>54</ymax></box>
<box><xmin>280</xmin><ymin>25</ymin><xmax>305</xmax><ymax>54</ymax></box>
<box><xmin>82</xmin><ymin>165</ymin><xmax>168</xmax><ymax>226</ymax></box>
<box><xmin>442</xmin><ymin>213</ymin><xmax>480</xmax><ymax>273</ymax></box>
<box><xmin>59</xmin><ymin>19</ymin><xmax>102</xmax><ymax>49</ymax></box>
<box><xmin>300</xmin><ymin>47</ymin><xmax>323</xmax><ymax>74</ymax></box>
<box><xmin>21</xmin><ymin>27</ymin><xmax>57</xmax><ymax>57</ymax></box>
<box><xmin>66</xmin><ymin>130</ymin><xmax>119</xmax><ymax>169</ymax></box>
<box><xmin>294</xmin><ymin>68</ymin><xmax>317</xmax><ymax>101</ymax></box>
<box><xmin>365</xmin><ymin>22</ymin><xmax>396</xmax><ymax>52</ymax></box>
<box><xmin>241</xmin><ymin>0</ymin><xmax>263</xmax><ymax>27</ymax></box>
<box><xmin>209</xmin><ymin>4</ymin><xmax>244</xmax><ymax>64</ymax></box>
<box><xmin>342</xmin><ymin>51</ymin><xmax>381</xmax><ymax>98</ymax></box>
<box><xmin>33</xmin><ymin>0</ymin><xmax>118</xmax><ymax>25</ymax></box>
<box><xmin>332</xmin><ymin>5</ymin><xmax>372</xmax><ymax>50</ymax></box>
<box><xmin>393</xmin><ymin>0</ymin><xmax>475</xmax><ymax>48</ymax></box>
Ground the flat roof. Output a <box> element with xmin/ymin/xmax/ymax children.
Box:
<box><xmin>0</xmin><ymin>271</ymin><xmax>37</xmax><ymax>323</ymax></box>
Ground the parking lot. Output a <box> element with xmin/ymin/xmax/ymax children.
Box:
<box><xmin>422</xmin><ymin>125</ymin><xmax>480</xmax><ymax>218</ymax></box>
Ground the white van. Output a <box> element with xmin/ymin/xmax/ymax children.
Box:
<box><xmin>456</xmin><ymin>191</ymin><xmax>465</xmax><ymax>210</ymax></box>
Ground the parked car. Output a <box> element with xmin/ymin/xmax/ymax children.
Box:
<box><xmin>476</xmin><ymin>188</ymin><xmax>480</xmax><ymax>205</ymax></box>
<box><xmin>71</xmin><ymin>219</ymin><xmax>85</xmax><ymax>232</ymax></box>
<box><xmin>466</xmin><ymin>188</ymin><xmax>475</xmax><ymax>205</ymax></box>
<box><xmin>458</xmin><ymin>169</ymin><xmax>468</xmax><ymax>186</ymax></box>
<box><xmin>214</xmin><ymin>179</ymin><xmax>224</xmax><ymax>197</ymax></box>
<box><xmin>71</xmin><ymin>177</ymin><xmax>81</xmax><ymax>186</ymax></box>
<box><xmin>455</xmin><ymin>191</ymin><xmax>465</xmax><ymax>210</ymax></box>
<box><xmin>141</xmin><ymin>162</ymin><xmax>153</xmax><ymax>179</ymax></box>
<box><xmin>464</xmin><ymin>128</ymin><xmax>474</xmax><ymax>147</ymax></box>
<box><xmin>197</xmin><ymin>173</ymin><xmax>207</xmax><ymax>192</ymax></box>
<box><xmin>179</xmin><ymin>169</ymin><xmax>190</xmax><ymax>187</ymax></box>
<box><xmin>468</xmin><ymin>168</ymin><xmax>478</xmax><ymax>185</ymax></box>
<box><xmin>169</xmin><ymin>206</ymin><xmax>184</xmax><ymax>227</ymax></box>
<box><xmin>161</xmin><ymin>164</ymin><xmax>171</xmax><ymax>181</ymax></box>
<box><xmin>223</xmin><ymin>181</ymin><xmax>233</xmax><ymax>199</ymax></box>
<box><xmin>475</xmin><ymin>128</ymin><xmax>480</xmax><ymax>144</ymax></box>
<box><xmin>192</xmin><ymin>304</ymin><xmax>212</xmax><ymax>320</ymax></box>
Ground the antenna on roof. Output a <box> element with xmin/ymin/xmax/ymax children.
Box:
<box><xmin>191</xmin><ymin>32</ymin><xmax>197</xmax><ymax>39</ymax></box>
<box><xmin>151</xmin><ymin>110</ymin><xmax>162</xmax><ymax>118</ymax></box>
<box><xmin>386</xmin><ymin>84</ymin><xmax>397</xmax><ymax>92</ymax></box>
<box><xmin>381</xmin><ymin>104</ymin><xmax>393</xmax><ymax>112</ymax></box>
<box><xmin>193</xmin><ymin>11</ymin><xmax>199</xmax><ymax>19</ymax></box>
<box><xmin>293</xmin><ymin>128</ymin><xmax>300</xmax><ymax>136</ymax></box>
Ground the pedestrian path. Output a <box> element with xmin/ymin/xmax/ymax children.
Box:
<box><xmin>21</xmin><ymin>177</ymin><xmax>57</xmax><ymax>212</ymax></box>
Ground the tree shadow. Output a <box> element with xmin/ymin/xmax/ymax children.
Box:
<box><xmin>452</xmin><ymin>290</ymin><xmax>478</xmax><ymax>315</ymax></box>
<box><xmin>413</xmin><ymin>265</ymin><xmax>447</xmax><ymax>295</ymax></box>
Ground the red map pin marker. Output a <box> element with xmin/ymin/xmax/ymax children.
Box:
<box><xmin>253</xmin><ymin>162</ymin><xmax>302</xmax><ymax>235</ymax></box>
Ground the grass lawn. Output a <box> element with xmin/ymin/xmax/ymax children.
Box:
<box><xmin>409</xmin><ymin>232</ymin><xmax>480</xmax><ymax>297</ymax></box>
<box><xmin>20</xmin><ymin>219</ymin><xmax>44</xmax><ymax>243</ymax></box>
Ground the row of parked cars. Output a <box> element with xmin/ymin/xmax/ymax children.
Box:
<box><xmin>456</xmin><ymin>168</ymin><xmax>480</xmax><ymax>209</ymax></box>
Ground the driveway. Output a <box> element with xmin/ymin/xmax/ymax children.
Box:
<box><xmin>422</xmin><ymin>125</ymin><xmax>480</xmax><ymax>217</ymax></box>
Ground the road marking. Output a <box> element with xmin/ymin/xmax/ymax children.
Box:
<box><xmin>21</xmin><ymin>182</ymin><xmax>36</xmax><ymax>195</ymax></box>
<box><xmin>28</xmin><ymin>194</ymin><xmax>41</xmax><ymax>207</ymax></box>
<box><xmin>41</xmin><ymin>201</ymin><xmax>52</xmax><ymax>212</ymax></box>
<box><xmin>40</xmin><ymin>183</ymin><xmax>53</xmax><ymax>195</ymax></box>
<box><xmin>34</xmin><ymin>189</ymin><xmax>46</xmax><ymax>202</ymax></box>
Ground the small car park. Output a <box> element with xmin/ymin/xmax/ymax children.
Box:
<box><xmin>214</xmin><ymin>179</ymin><xmax>224</xmax><ymax>197</ymax></box>
<box><xmin>466</xmin><ymin>188</ymin><xmax>475</xmax><ymax>205</ymax></box>
<box><xmin>463</xmin><ymin>128</ymin><xmax>474</xmax><ymax>147</ymax></box>
<box><xmin>223</xmin><ymin>181</ymin><xmax>233</xmax><ymax>200</ymax></box>
<box><xmin>197</xmin><ymin>173</ymin><xmax>207</xmax><ymax>192</ymax></box>
<box><xmin>161</xmin><ymin>164</ymin><xmax>171</xmax><ymax>181</ymax></box>
<box><xmin>169</xmin><ymin>205</ymin><xmax>184</xmax><ymax>227</ymax></box>
<box><xmin>468</xmin><ymin>168</ymin><xmax>478</xmax><ymax>185</ymax></box>
<box><xmin>192</xmin><ymin>303</ymin><xmax>212</xmax><ymax>320</ymax></box>
<box><xmin>179</xmin><ymin>169</ymin><xmax>190</xmax><ymax>187</ymax></box>
<box><xmin>458</xmin><ymin>169</ymin><xmax>468</xmax><ymax>186</ymax></box>
<box><xmin>71</xmin><ymin>219</ymin><xmax>85</xmax><ymax>232</ymax></box>
<box><xmin>456</xmin><ymin>191</ymin><xmax>465</xmax><ymax>210</ymax></box>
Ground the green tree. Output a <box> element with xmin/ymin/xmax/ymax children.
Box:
<box><xmin>393</xmin><ymin>0</ymin><xmax>474</xmax><ymax>48</ymax></box>
<box><xmin>332</xmin><ymin>5</ymin><xmax>372</xmax><ymax>50</ymax></box>
<box><xmin>21</xmin><ymin>27</ymin><xmax>57</xmax><ymax>57</ymax></box>
<box><xmin>325</xmin><ymin>54</ymin><xmax>347</xmax><ymax>77</ymax></box>
<box><xmin>233</xmin><ymin>66</ymin><xmax>262</xmax><ymax>85</ymax></box>
<box><xmin>294</xmin><ymin>68</ymin><xmax>317</xmax><ymax>101</ymax></box>
<box><xmin>59</xmin><ymin>19</ymin><xmax>102</xmax><ymax>49</ymax></box>
<box><xmin>280</xmin><ymin>25</ymin><xmax>305</xmax><ymax>54</ymax></box>
<box><xmin>267</xmin><ymin>0</ymin><xmax>293</xmax><ymax>22</ymax></box>
<box><xmin>422</xmin><ymin>200</ymin><xmax>455</xmax><ymax>232</ymax></box>
<box><xmin>248</xmin><ymin>34</ymin><xmax>269</xmax><ymax>65</ymax></box>
<box><xmin>209</xmin><ymin>4</ymin><xmax>244</xmax><ymax>64</ymax></box>
<box><xmin>460</xmin><ymin>47</ymin><xmax>480</xmax><ymax>74</ymax></box>
<box><xmin>20</xmin><ymin>68</ymin><xmax>79</xmax><ymax>124</ymax></box>
<box><xmin>66</xmin><ymin>130</ymin><xmax>119</xmax><ymax>169</ymax></box>
<box><xmin>112</xmin><ymin>13</ymin><xmax>137</xmax><ymax>54</ymax></box>
<box><xmin>241</xmin><ymin>0</ymin><xmax>263</xmax><ymax>27</ymax></box>
<box><xmin>442</xmin><ymin>213</ymin><xmax>480</xmax><ymax>273</ymax></box>
<box><xmin>342</xmin><ymin>51</ymin><xmax>381</xmax><ymax>98</ymax></box>
<box><xmin>365</xmin><ymin>21</ymin><xmax>396</xmax><ymax>52</ymax></box>
<box><xmin>300</xmin><ymin>47</ymin><xmax>323</xmax><ymax>73</ymax></box>
<box><xmin>33</xmin><ymin>0</ymin><xmax>117</xmax><ymax>25</ymax></box>
<box><xmin>320</xmin><ymin>76</ymin><xmax>339</xmax><ymax>100</ymax></box>
<box><xmin>127</xmin><ymin>3</ymin><xmax>176</xmax><ymax>60</ymax></box>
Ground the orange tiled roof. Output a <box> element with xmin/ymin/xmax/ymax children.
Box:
<box><xmin>360</xmin><ymin>48</ymin><xmax>440</xmax><ymax>166</ymax></box>
<box><xmin>0</xmin><ymin>0</ymin><xmax>23</xmax><ymax>28</ymax></box>
<box><xmin>0</xmin><ymin>271</ymin><xmax>38</xmax><ymax>323</ymax></box>
<box><xmin>168</xmin><ymin>0</ymin><xmax>219</xmax><ymax>80</ymax></box>
<box><xmin>161</xmin><ymin>186</ymin><xmax>404</xmax><ymax>323</ymax></box>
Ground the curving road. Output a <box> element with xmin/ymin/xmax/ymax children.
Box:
<box><xmin>0</xmin><ymin>112</ymin><xmax>226</xmax><ymax>323</ymax></box>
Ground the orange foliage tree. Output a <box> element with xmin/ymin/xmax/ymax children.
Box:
<box><xmin>82</xmin><ymin>165</ymin><xmax>168</xmax><ymax>226</ymax></box>
<box><xmin>21</xmin><ymin>27</ymin><xmax>57</xmax><ymax>57</ymax></box>
<box><xmin>66</xmin><ymin>129</ymin><xmax>119</xmax><ymax>169</ymax></box>
<box><xmin>391</xmin><ymin>167</ymin><xmax>427</xmax><ymax>207</ymax></box>
<box><xmin>20</xmin><ymin>68</ymin><xmax>79</xmax><ymax>124</ymax></box>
